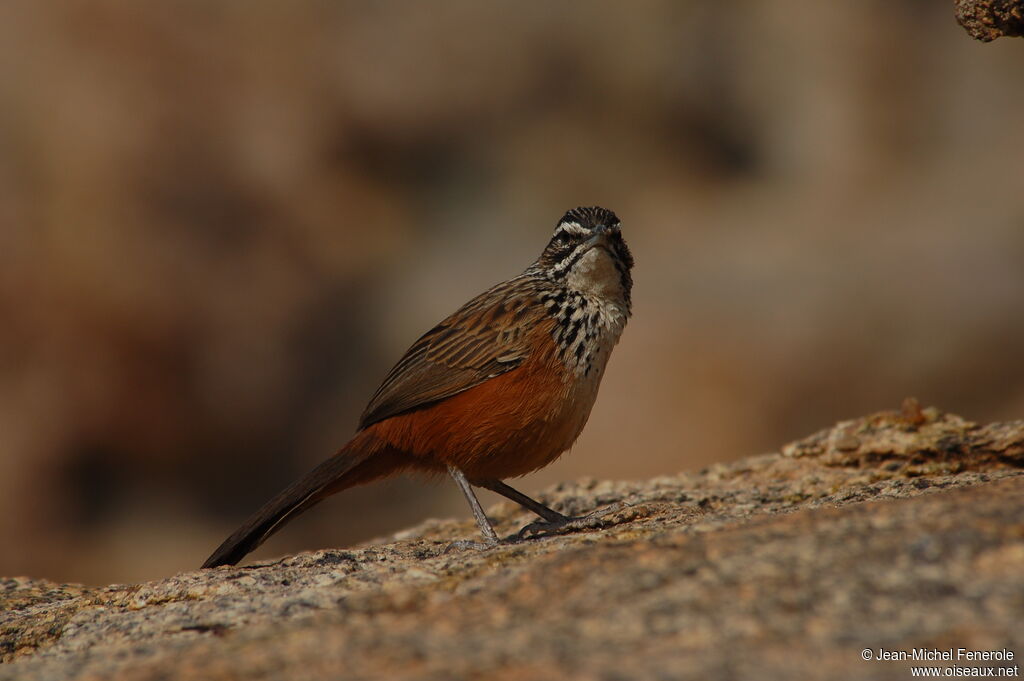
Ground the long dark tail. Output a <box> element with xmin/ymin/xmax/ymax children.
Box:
<box><xmin>201</xmin><ymin>430</ymin><xmax>388</xmax><ymax>568</ymax></box>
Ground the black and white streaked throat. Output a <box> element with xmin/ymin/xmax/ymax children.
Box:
<box><xmin>532</xmin><ymin>206</ymin><xmax>634</xmax><ymax>375</ymax></box>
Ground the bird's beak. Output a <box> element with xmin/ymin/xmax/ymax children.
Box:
<box><xmin>586</xmin><ymin>223</ymin><xmax>617</xmax><ymax>248</ymax></box>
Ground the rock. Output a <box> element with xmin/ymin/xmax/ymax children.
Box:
<box><xmin>2</xmin><ymin>406</ymin><xmax>1023</xmax><ymax>680</ymax></box>
<box><xmin>955</xmin><ymin>0</ymin><xmax>1024</xmax><ymax>41</ymax></box>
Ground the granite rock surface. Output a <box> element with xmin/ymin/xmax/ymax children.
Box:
<box><xmin>2</xmin><ymin>403</ymin><xmax>1023</xmax><ymax>680</ymax></box>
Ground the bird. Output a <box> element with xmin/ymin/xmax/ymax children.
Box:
<box><xmin>202</xmin><ymin>206</ymin><xmax>633</xmax><ymax>568</ymax></box>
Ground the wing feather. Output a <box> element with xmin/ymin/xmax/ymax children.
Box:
<box><xmin>358</xmin><ymin>277</ymin><xmax>548</xmax><ymax>429</ymax></box>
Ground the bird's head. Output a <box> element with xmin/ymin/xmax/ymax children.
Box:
<box><xmin>535</xmin><ymin>206</ymin><xmax>633</xmax><ymax>309</ymax></box>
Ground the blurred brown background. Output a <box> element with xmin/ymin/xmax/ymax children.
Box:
<box><xmin>1</xmin><ymin>1</ymin><xmax>1022</xmax><ymax>586</ymax></box>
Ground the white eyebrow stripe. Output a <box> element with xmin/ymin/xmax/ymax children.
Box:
<box><xmin>555</xmin><ymin>221</ymin><xmax>588</xmax><ymax>236</ymax></box>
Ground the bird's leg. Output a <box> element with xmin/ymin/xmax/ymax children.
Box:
<box><xmin>445</xmin><ymin>466</ymin><xmax>500</xmax><ymax>551</ymax></box>
<box><xmin>474</xmin><ymin>478</ymin><xmax>623</xmax><ymax>539</ymax></box>
<box><xmin>473</xmin><ymin>478</ymin><xmax>568</xmax><ymax>523</ymax></box>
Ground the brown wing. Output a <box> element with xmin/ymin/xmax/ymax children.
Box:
<box><xmin>358</xmin><ymin>277</ymin><xmax>549</xmax><ymax>429</ymax></box>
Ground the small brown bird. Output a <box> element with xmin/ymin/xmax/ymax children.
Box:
<box><xmin>202</xmin><ymin>206</ymin><xmax>633</xmax><ymax>568</ymax></box>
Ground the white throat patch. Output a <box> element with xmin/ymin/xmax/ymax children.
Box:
<box><xmin>565</xmin><ymin>246</ymin><xmax>624</xmax><ymax>303</ymax></box>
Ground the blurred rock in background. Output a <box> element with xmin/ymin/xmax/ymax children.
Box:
<box><xmin>0</xmin><ymin>1</ymin><xmax>1022</xmax><ymax>585</ymax></box>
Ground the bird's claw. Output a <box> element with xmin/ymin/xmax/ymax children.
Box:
<box><xmin>516</xmin><ymin>502</ymin><xmax>626</xmax><ymax>539</ymax></box>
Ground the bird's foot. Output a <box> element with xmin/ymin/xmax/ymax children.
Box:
<box><xmin>516</xmin><ymin>502</ymin><xmax>626</xmax><ymax>540</ymax></box>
